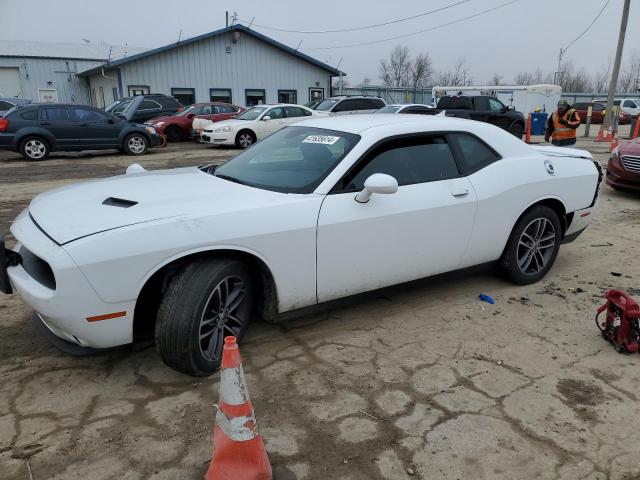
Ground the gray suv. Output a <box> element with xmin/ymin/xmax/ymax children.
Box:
<box><xmin>314</xmin><ymin>96</ymin><xmax>386</xmax><ymax>115</ymax></box>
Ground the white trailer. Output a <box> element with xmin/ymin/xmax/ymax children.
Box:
<box><xmin>431</xmin><ymin>84</ymin><xmax>562</xmax><ymax>115</ymax></box>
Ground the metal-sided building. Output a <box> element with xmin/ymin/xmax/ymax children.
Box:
<box><xmin>79</xmin><ymin>25</ymin><xmax>341</xmax><ymax>109</ymax></box>
<box><xmin>0</xmin><ymin>40</ymin><xmax>139</xmax><ymax>104</ymax></box>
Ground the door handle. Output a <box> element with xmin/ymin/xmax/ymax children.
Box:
<box><xmin>451</xmin><ymin>187</ymin><xmax>470</xmax><ymax>197</ymax></box>
<box><xmin>41</xmin><ymin>122</ymin><xmax>51</xmax><ymax>126</ymax></box>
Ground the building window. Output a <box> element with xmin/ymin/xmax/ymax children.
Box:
<box><xmin>309</xmin><ymin>87</ymin><xmax>324</xmax><ymax>103</ymax></box>
<box><xmin>112</xmin><ymin>87</ymin><xmax>119</xmax><ymax>101</ymax></box>
<box><xmin>210</xmin><ymin>88</ymin><xmax>232</xmax><ymax>103</ymax></box>
<box><xmin>278</xmin><ymin>90</ymin><xmax>297</xmax><ymax>104</ymax></box>
<box><xmin>245</xmin><ymin>89</ymin><xmax>266</xmax><ymax>107</ymax></box>
<box><xmin>171</xmin><ymin>88</ymin><xmax>196</xmax><ymax>106</ymax></box>
<box><xmin>128</xmin><ymin>85</ymin><xmax>150</xmax><ymax>96</ymax></box>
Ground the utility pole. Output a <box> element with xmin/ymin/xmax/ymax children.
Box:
<box><xmin>554</xmin><ymin>48</ymin><xmax>564</xmax><ymax>86</ymax></box>
<box><xmin>603</xmin><ymin>0</ymin><xmax>630</xmax><ymax>131</ymax></box>
<box><xmin>226</xmin><ymin>11</ymin><xmax>229</xmax><ymax>28</ymax></box>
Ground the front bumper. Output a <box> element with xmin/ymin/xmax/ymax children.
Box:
<box><xmin>6</xmin><ymin>210</ymin><xmax>135</xmax><ymax>349</ymax></box>
<box><xmin>202</xmin><ymin>131</ymin><xmax>234</xmax><ymax>146</ymax></box>
<box><xmin>606</xmin><ymin>156</ymin><xmax>640</xmax><ymax>191</ymax></box>
<box><xmin>149</xmin><ymin>133</ymin><xmax>163</xmax><ymax>147</ymax></box>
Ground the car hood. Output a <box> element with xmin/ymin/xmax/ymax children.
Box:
<box><xmin>619</xmin><ymin>138</ymin><xmax>640</xmax><ymax>155</ymax></box>
<box><xmin>28</xmin><ymin>166</ymin><xmax>286</xmax><ymax>245</ymax></box>
<box><xmin>147</xmin><ymin>115</ymin><xmax>175</xmax><ymax>124</ymax></box>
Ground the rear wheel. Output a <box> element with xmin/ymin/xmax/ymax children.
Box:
<box><xmin>498</xmin><ymin>206</ymin><xmax>562</xmax><ymax>285</ymax></box>
<box><xmin>165</xmin><ymin>125</ymin><xmax>183</xmax><ymax>142</ymax></box>
<box><xmin>20</xmin><ymin>136</ymin><xmax>49</xmax><ymax>161</ymax></box>
<box><xmin>155</xmin><ymin>259</ymin><xmax>254</xmax><ymax>376</ymax></box>
<box><xmin>235</xmin><ymin>130</ymin><xmax>255</xmax><ymax>149</ymax></box>
<box><xmin>123</xmin><ymin>133</ymin><xmax>148</xmax><ymax>155</ymax></box>
<box><xmin>508</xmin><ymin>122</ymin><xmax>524</xmax><ymax>139</ymax></box>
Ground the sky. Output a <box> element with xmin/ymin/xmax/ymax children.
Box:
<box><xmin>0</xmin><ymin>0</ymin><xmax>638</xmax><ymax>85</ymax></box>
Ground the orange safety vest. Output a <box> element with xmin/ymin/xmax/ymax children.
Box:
<box><xmin>551</xmin><ymin>109</ymin><xmax>581</xmax><ymax>142</ymax></box>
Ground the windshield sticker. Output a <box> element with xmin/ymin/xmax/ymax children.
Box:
<box><xmin>303</xmin><ymin>135</ymin><xmax>340</xmax><ymax>145</ymax></box>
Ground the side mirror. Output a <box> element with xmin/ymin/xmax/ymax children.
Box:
<box><xmin>262</xmin><ymin>115</ymin><xmax>271</xmax><ymax>121</ymax></box>
<box><xmin>355</xmin><ymin>173</ymin><xmax>399</xmax><ymax>203</ymax></box>
<box><xmin>507</xmin><ymin>105</ymin><xmax>515</xmax><ymax>111</ymax></box>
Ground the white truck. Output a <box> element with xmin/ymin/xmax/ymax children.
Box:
<box><xmin>432</xmin><ymin>84</ymin><xmax>562</xmax><ymax>115</ymax></box>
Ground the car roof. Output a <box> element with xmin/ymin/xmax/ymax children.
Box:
<box><xmin>0</xmin><ymin>97</ymin><xmax>30</xmax><ymax>104</ymax></box>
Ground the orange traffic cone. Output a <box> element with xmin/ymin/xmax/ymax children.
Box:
<box><xmin>205</xmin><ymin>336</ymin><xmax>272</xmax><ymax>480</ymax></box>
<box><xmin>605</xmin><ymin>127</ymin><xmax>613</xmax><ymax>142</ymax></box>
<box><xmin>596</xmin><ymin>125</ymin><xmax>604</xmax><ymax>142</ymax></box>
<box><xmin>609</xmin><ymin>131</ymin><xmax>619</xmax><ymax>152</ymax></box>
<box><xmin>525</xmin><ymin>114</ymin><xmax>531</xmax><ymax>144</ymax></box>
<box><xmin>632</xmin><ymin>119</ymin><xmax>640</xmax><ymax>139</ymax></box>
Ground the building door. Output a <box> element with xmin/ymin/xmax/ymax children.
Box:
<box><xmin>0</xmin><ymin>67</ymin><xmax>21</xmax><ymax>97</ymax></box>
<box><xmin>309</xmin><ymin>88</ymin><xmax>324</xmax><ymax>103</ymax></box>
<box><xmin>278</xmin><ymin>90</ymin><xmax>297</xmax><ymax>104</ymax></box>
<box><xmin>38</xmin><ymin>88</ymin><xmax>58</xmax><ymax>103</ymax></box>
<box><xmin>171</xmin><ymin>88</ymin><xmax>195</xmax><ymax>106</ymax></box>
<box><xmin>128</xmin><ymin>85</ymin><xmax>150</xmax><ymax>96</ymax></box>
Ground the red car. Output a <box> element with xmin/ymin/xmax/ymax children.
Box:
<box><xmin>572</xmin><ymin>101</ymin><xmax>631</xmax><ymax>125</ymax></box>
<box><xmin>607</xmin><ymin>138</ymin><xmax>640</xmax><ymax>191</ymax></box>
<box><xmin>147</xmin><ymin>102</ymin><xmax>244</xmax><ymax>141</ymax></box>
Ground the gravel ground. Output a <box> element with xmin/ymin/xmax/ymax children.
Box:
<box><xmin>1</xmin><ymin>129</ymin><xmax>639</xmax><ymax>480</ymax></box>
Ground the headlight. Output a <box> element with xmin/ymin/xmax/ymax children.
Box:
<box><xmin>214</xmin><ymin>126</ymin><xmax>232</xmax><ymax>133</ymax></box>
<box><xmin>611</xmin><ymin>146</ymin><xmax>619</xmax><ymax>160</ymax></box>
<box><xmin>154</xmin><ymin>122</ymin><xmax>165</xmax><ymax>127</ymax></box>
<box><xmin>145</xmin><ymin>126</ymin><xmax>156</xmax><ymax>135</ymax></box>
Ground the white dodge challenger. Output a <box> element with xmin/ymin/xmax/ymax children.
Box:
<box><xmin>0</xmin><ymin>115</ymin><xmax>601</xmax><ymax>376</ymax></box>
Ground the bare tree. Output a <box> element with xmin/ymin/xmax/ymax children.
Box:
<box><xmin>491</xmin><ymin>73</ymin><xmax>503</xmax><ymax>85</ymax></box>
<box><xmin>359</xmin><ymin>77</ymin><xmax>372</xmax><ymax>87</ymax></box>
<box><xmin>617</xmin><ymin>49</ymin><xmax>640</xmax><ymax>92</ymax></box>
<box><xmin>434</xmin><ymin>57</ymin><xmax>472</xmax><ymax>86</ymax></box>
<box><xmin>513</xmin><ymin>68</ymin><xmax>544</xmax><ymax>85</ymax></box>
<box><xmin>558</xmin><ymin>61</ymin><xmax>591</xmax><ymax>92</ymax></box>
<box><xmin>593</xmin><ymin>61</ymin><xmax>611</xmax><ymax>93</ymax></box>
<box><xmin>379</xmin><ymin>45</ymin><xmax>411</xmax><ymax>87</ymax></box>
<box><xmin>410</xmin><ymin>53</ymin><xmax>433</xmax><ymax>89</ymax></box>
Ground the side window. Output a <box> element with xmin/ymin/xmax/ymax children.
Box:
<box><xmin>138</xmin><ymin>100</ymin><xmax>162</xmax><ymax>111</ymax></box>
<box><xmin>593</xmin><ymin>104</ymin><xmax>605</xmax><ymax>112</ymax></box>
<box><xmin>41</xmin><ymin>107</ymin><xmax>71</xmax><ymax>121</ymax></box>
<box><xmin>340</xmin><ymin>135</ymin><xmax>459</xmax><ymax>192</ymax></box>
<box><xmin>0</xmin><ymin>101</ymin><xmax>13</xmax><ymax>110</ymax></box>
<box><xmin>266</xmin><ymin>107</ymin><xmax>284</xmax><ymax>119</ymax></box>
<box><xmin>21</xmin><ymin>109</ymin><xmax>38</xmax><ymax>120</ymax></box>
<box><xmin>334</xmin><ymin>99</ymin><xmax>356</xmax><ymax>112</ymax></box>
<box><xmin>216</xmin><ymin>104</ymin><xmax>234</xmax><ymax>114</ymax></box>
<box><xmin>573</xmin><ymin>103</ymin><xmax>585</xmax><ymax>110</ymax></box>
<box><xmin>370</xmin><ymin>99</ymin><xmax>385</xmax><ymax>109</ymax></box>
<box><xmin>623</xmin><ymin>100</ymin><xmax>636</xmax><ymax>108</ymax></box>
<box><xmin>72</xmin><ymin>108</ymin><xmax>107</xmax><ymax>122</ymax></box>
<box><xmin>285</xmin><ymin>106</ymin><xmax>308</xmax><ymax>118</ymax></box>
<box><xmin>488</xmin><ymin>98</ymin><xmax>504</xmax><ymax>112</ymax></box>
<box><xmin>474</xmin><ymin>97</ymin><xmax>490</xmax><ymax>111</ymax></box>
<box><xmin>403</xmin><ymin>106</ymin><xmax>431</xmax><ymax>115</ymax></box>
<box><xmin>198</xmin><ymin>105</ymin><xmax>213</xmax><ymax>115</ymax></box>
<box><xmin>450</xmin><ymin>133</ymin><xmax>501</xmax><ymax>173</ymax></box>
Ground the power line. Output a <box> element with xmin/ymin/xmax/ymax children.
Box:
<box><xmin>239</xmin><ymin>0</ymin><xmax>472</xmax><ymax>34</ymax></box>
<box><xmin>563</xmin><ymin>0</ymin><xmax>610</xmax><ymax>52</ymax></box>
<box><xmin>301</xmin><ymin>0</ymin><xmax>522</xmax><ymax>50</ymax></box>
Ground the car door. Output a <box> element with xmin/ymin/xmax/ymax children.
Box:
<box><xmin>39</xmin><ymin>106</ymin><xmax>78</xmax><ymax>148</ymax></box>
<box><xmin>316</xmin><ymin>133</ymin><xmax>477</xmax><ymax>303</ymax></box>
<box><xmin>132</xmin><ymin>99</ymin><xmax>163</xmax><ymax>122</ymax></box>
<box><xmin>592</xmin><ymin>104</ymin><xmax>605</xmax><ymax>123</ymax></box>
<box><xmin>256</xmin><ymin>107</ymin><xmax>286</xmax><ymax>139</ymax></box>
<box><xmin>487</xmin><ymin>98</ymin><xmax>511</xmax><ymax>129</ymax></box>
<box><xmin>71</xmin><ymin>107</ymin><xmax>121</xmax><ymax>147</ymax></box>
<box><xmin>283</xmin><ymin>106</ymin><xmax>311</xmax><ymax>126</ymax></box>
<box><xmin>623</xmin><ymin>99</ymin><xmax>639</xmax><ymax>117</ymax></box>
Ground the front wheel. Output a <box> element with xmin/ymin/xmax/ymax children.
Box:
<box><xmin>498</xmin><ymin>205</ymin><xmax>562</xmax><ymax>285</ymax></box>
<box><xmin>123</xmin><ymin>133</ymin><xmax>148</xmax><ymax>155</ymax></box>
<box><xmin>155</xmin><ymin>259</ymin><xmax>254</xmax><ymax>376</ymax></box>
<box><xmin>235</xmin><ymin>130</ymin><xmax>255</xmax><ymax>149</ymax></box>
<box><xmin>508</xmin><ymin>122</ymin><xmax>524</xmax><ymax>139</ymax></box>
<box><xmin>165</xmin><ymin>125</ymin><xmax>183</xmax><ymax>142</ymax></box>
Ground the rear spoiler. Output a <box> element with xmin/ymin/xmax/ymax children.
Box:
<box><xmin>532</xmin><ymin>145</ymin><xmax>593</xmax><ymax>160</ymax></box>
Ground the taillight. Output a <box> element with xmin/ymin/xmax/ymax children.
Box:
<box><xmin>0</xmin><ymin>118</ymin><xmax>8</xmax><ymax>132</ymax></box>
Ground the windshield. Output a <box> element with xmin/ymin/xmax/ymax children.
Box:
<box><xmin>106</xmin><ymin>99</ymin><xmax>133</xmax><ymax>114</ymax></box>
<box><xmin>377</xmin><ymin>105</ymin><xmax>401</xmax><ymax>113</ymax></box>
<box><xmin>174</xmin><ymin>104</ymin><xmax>197</xmax><ymax>117</ymax></box>
<box><xmin>315</xmin><ymin>99</ymin><xmax>340</xmax><ymax>111</ymax></box>
<box><xmin>213</xmin><ymin>126</ymin><xmax>360</xmax><ymax>193</ymax></box>
<box><xmin>236</xmin><ymin>106</ymin><xmax>268</xmax><ymax>120</ymax></box>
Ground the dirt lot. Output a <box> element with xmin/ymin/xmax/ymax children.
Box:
<box><xmin>1</xmin><ymin>130</ymin><xmax>639</xmax><ymax>480</ymax></box>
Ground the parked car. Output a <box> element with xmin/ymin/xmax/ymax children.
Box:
<box><xmin>0</xmin><ymin>103</ymin><xmax>162</xmax><ymax>160</ymax></box>
<box><xmin>201</xmin><ymin>104</ymin><xmax>324</xmax><ymax>148</ymax></box>
<box><xmin>613</xmin><ymin>98</ymin><xmax>640</xmax><ymax>118</ymax></box>
<box><xmin>105</xmin><ymin>94</ymin><xmax>183</xmax><ymax>123</ymax></box>
<box><xmin>146</xmin><ymin>102</ymin><xmax>244</xmax><ymax>142</ymax></box>
<box><xmin>304</xmin><ymin>100</ymin><xmax>322</xmax><ymax>109</ymax></box>
<box><xmin>1</xmin><ymin>115</ymin><xmax>601</xmax><ymax>375</ymax></box>
<box><xmin>607</xmin><ymin>139</ymin><xmax>640</xmax><ymax>191</ymax></box>
<box><xmin>376</xmin><ymin>104</ymin><xmax>434</xmax><ymax>114</ymax></box>
<box><xmin>314</xmin><ymin>96</ymin><xmax>386</xmax><ymax>115</ymax></box>
<box><xmin>427</xmin><ymin>95</ymin><xmax>526</xmax><ymax>137</ymax></box>
<box><xmin>571</xmin><ymin>101</ymin><xmax>631</xmax><ymax>125</ymax></box>
<box><xmin>0</xmin><ymin>97</ymin><xmax>30</xmax><ymax>117</ymax></box>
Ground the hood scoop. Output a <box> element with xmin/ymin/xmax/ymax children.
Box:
<box><xmin>102</xmin><ymin>197</ymin><xmax>138</xmax><ymax>208</ymax></box>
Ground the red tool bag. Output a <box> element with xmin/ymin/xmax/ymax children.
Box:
<box><xmin>596</xmin><ymin>290</ymin><xmax>640</xmax><ymax>353</ymax></box>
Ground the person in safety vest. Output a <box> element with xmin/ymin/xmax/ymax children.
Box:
<box><xmin>545</xmin><ymin>99</ymin><xmax>581</xmax><ymax>146</ymax></box>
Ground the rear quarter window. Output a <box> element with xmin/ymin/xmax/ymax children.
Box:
<box><xmin>450</xmin><ymin>133</ymin><xmax>501</xmax><ymax>174</ymax></box>
<box><xmin>21</xmin><ymin>109</ymin><xmax>38</xmax><ymax>120</ymax></box>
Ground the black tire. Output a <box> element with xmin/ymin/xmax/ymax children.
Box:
<box><xmin>155</xmin><ymin>258</ymin><xmax>254</xmax><ymax>376</ymax></box>
<box><xmin>498</xmin><ymin>205</ymin><xmax>562</xmax><ymax>285</ymax></box>
<box><xmin>19</xmin><ymin>136</ymin><xmax>50</xmax><ymax>161</ymax></box>
<box><xmin>235</xmin><ymin>130</ymin><xmax>256</xmax><ymax>149</ymax></box>
<box><xmin>508</xmin><ymin>122</ymin><xmax>525</xmax><ymax>139</ymax></box>
<box><xmin>123</xmin><ymin>133</ymin><xmax>149</xmax><ymax>155</ymax></box>
<box><xmin>165</xmin><ymin>125</ymin><xmax>183</xmax><ymax>142</ymax></box>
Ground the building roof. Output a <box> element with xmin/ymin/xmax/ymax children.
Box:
<box><xmin>0</xmin><ymin>39</ymin><xmax>147</xmax><ymax>61</ymax></box>
<box><xmin>77</xmin><ymin>25</ymin><xmax>343</xmax><ymax>77</ymax></box>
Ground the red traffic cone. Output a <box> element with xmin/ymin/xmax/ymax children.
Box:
<box><xmin>596</xmin><ymin>125</ymin><xmax>604</xmax><ymax>142</ymax></box>
<box><xmin>605</xmin><ymin>127</ymin><xmax>613</xmax><ymax>142</ymax></box>
<box><xmin>632</xmin><ymin>119</ymin><xmax>640</xmax><ymax>139</ymax></box>
<box><xmin>205</xmin><ymin>337</ymin><xmax>272</xmax><ymax>480</ymax></box>
<box><xmin>609</xmin><ymin>131</ymin><xmax>619</xmax><ymax>152</ymax></box>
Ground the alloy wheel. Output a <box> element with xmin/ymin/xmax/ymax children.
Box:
<box><xmin>517</xmin><ymin>218</ymin><xmax>556</xmax><ymax>275</ymax></box>
<box><xmin>25</xmin><ymin>139</ymin><xmax>46</xmax><ymax>159</ymax></box>
<box><xmin>198</xmin><ymin>275</ymin><xmax>247</xmax><ymax>361</ymax></box>
<box><xmin>239</xmin><ymin>133</ymin><xmax>253</xmax><ymax>148</ymax></box>
<box><xmin>128</xmin><ymin>136</ymin><xmax>146</xmax><ymax>154</ymax></box>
